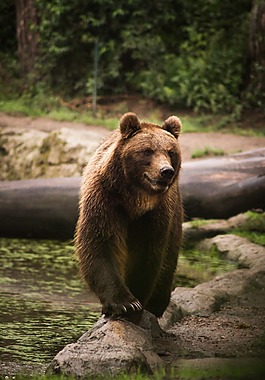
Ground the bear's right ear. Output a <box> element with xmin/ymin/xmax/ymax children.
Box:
<box><xmin>120</xmin><ymin>112</ymin><xmax>141</xmax><ymax>139</ymax></box>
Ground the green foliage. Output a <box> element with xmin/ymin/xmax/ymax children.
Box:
<box><xmin>1</xmin><ymin>0</ymin><xmax>264</xmax><ymax>113</ymax></box>
<box><xmin>0</xmin><ymin>95</ymin><xmax>118</xmax><ymax>129</ymax></box>
<box><xmin>138</xmin><ymin>0</ymin><xmax>251</xmax><ymax>114</ymax></box>
<box><xmin>0</xmin><ymin>0</ymin><xmax>16</xmax><ymax>53</ymax></box>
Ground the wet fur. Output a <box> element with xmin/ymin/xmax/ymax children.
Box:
<box><xmin>75</xmin><ymin>113</ymin><xmax>183</xmax><ymax>317</ymax></box>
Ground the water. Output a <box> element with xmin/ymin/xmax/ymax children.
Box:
<box><xmin>0</xmin><ymin>238</ymin><xmax>237</xmax><ymax>373</ymax></box>
<box><xmin>0</xmin><ymin>238</ymin><xmax>100</xmax><ymax>368</ymax></box>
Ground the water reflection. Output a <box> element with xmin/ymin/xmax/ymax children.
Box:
<box><xmin>0</xmin><ymin>238</ymin><xmax>100</xmax><ymax>365</ymax></box>
<box><xmin>0</xmin><ymin>237</ymin><xmax>237</xmax><ymax>368</ymax></box>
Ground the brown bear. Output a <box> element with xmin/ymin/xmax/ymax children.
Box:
<box><xmin>75</xmin><ymin>112</ymin><xmax>183</xmax><ymax>318</ymax></box>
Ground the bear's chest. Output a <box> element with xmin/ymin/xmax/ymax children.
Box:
<box><xmin>128</xmin><ymin>191</ymin><xmax>159</xmax><ymax>219</ymax></box>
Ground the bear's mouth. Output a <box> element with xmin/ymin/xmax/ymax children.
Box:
<box><xmin>143</xmin><ymin>173</ymin><xmax>170</xmax><ymax>192</ymax></box>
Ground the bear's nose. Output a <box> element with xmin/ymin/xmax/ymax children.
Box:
<box><xmin>160</xmin><ymin>166</ymin><xmax>175</xmax><ymax>180</ymax></box>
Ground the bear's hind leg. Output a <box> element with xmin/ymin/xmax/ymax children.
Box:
<box><xmin>145</xmin><ymin>269</ymin><xmax>175</xmax><ymax>318</ymax></box>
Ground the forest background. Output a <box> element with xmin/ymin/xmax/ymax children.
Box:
<box><xmin>0</xmin><ymin>0</ymin><xmax>264</xmax><ymax>118</ymax></box>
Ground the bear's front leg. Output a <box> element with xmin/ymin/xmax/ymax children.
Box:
<box><xmin>91</xmin><ymin>256</ymin><xmax>143</xmax><ymax>317</ymax></box>
<box><xmin>78</xmin><ymin>238</ymin><xmax>143</xmax><ymax>317</ymax></box>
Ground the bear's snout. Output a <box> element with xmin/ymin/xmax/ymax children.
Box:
<box><xmin>160</xmin><ymin>166</ymin><xmax>175</xmax><ymax>181</ymax></box>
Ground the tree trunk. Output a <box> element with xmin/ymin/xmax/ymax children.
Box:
<box><xmin>246</xmin><ymin>0</ymin><xmax>265</xmax><ymax>97</ymax></box>
<box><xmin>16</xmin><ymin>0</ymin><xmax>38</xmax><ymax>75</ymax></box>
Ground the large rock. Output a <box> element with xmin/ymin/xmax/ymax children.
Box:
<box><xmin>47</xmin><ymin>311</ymin><xmax>165</xmax><ymax>377</ymax></box>
<box><xmin>198</xmin><ymin>234</ymin><xmax>265</xmax><ymax>269</ymax></box>
<box><xmin>160</xmin><ymin>235</ymin><xmax>265</xmax><ymax>330</ymax></box>
<box><xmin>183</xmin><ymin>212</ymin><xmax>265</xmax><ymax>241</ymax></box>
<box><xmin>0</xmin><ymin>125</ymin><xmax>109</xmax><ymax>180</ymax></box>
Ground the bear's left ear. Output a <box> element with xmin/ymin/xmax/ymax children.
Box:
<box><xmin>120</xmin><ymin>112</ymin><xmax>141</xmax><ymax>139</ymax></box>
<box><xmin>162</xmin><ymin>116</ymin><xmax>182</xmax><ymax>139</ymax></box>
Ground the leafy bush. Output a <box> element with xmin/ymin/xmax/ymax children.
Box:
<box><xmin>138</xmin><ymin>22</ymin><xmax>248</xmax><ymax>114</ymax></box>
<box><xmin>2</xmin><ymin>0</ymin><xmax>263</xmax><ymax>114</ymax></box>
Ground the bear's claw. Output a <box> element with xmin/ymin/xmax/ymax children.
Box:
<box><xmin>102</xmin><ymin>298</ymin><xmax>143</xmax><ymax>316</ymax></box>
<box><xmin>131</xmin><ymin>300</ymin><xmax>142</xmax><ymax>311</ymax></box>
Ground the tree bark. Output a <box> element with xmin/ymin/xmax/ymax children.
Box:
<box><xmin>0</xmin><ymin>149</ymin><xmax>264</xmax><ymax>239</ymax></box>
<box><xmin>0</xmin><ymin>177</ymin><xmax>80</xmax><ymax>239</ymax></box>
<box><xmin>16</xmin><ymin>0</ymin><xmax>38</xmax><ymax>75</ymax></box>
<box><xmin>245</xmin><ymin>0</ymin><xmax>265</xmax><ymax>97</ymax></box>
<box><xmin>180</xmin><ymin>148</ymin><xmax>265</xmax><ymax>220</ymax></box>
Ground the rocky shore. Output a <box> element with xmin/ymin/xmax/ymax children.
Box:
<box><xmin>47</xmin><ymin>218</ymin><xmax>265</xmax><ymax>378</ymax></box>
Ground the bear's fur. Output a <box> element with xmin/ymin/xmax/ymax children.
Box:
<box><xmin>75</xmin><ymin>112</ymin><xmax>183</xmax><ymax>317</ymax></box>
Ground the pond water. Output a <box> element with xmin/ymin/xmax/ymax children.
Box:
<box><xmin>0</xmin><ymin>238</ymin><xmax>237</xmax><ymax>375</ymax></box>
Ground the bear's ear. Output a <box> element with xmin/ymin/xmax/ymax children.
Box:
<box><xmin>162</xmin><ymin>116</ymin><xmax>182</xmax><ymax>138</ymax></box>
<box><xmin>120</xmin><ymin>112</ymin><xmax>141</xmax><ymax>139</ymax></box>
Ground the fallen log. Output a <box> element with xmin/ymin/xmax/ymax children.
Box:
<box><xmin>0</xmin><ymin>177</ymin><xmax>81</xmax><ymax>239</ymax></box>
<box><xmin>0</xmin><ymin>148</ymin><xmax>264</xmax><ymax>239</ymax></box>
<box><xmin>180</xmin><ymin>147</ymin><xmax>265</xmax><ymax>219</ymax></box>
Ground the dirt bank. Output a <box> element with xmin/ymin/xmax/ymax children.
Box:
<box><xmin>1</xmin><ymin>112</ymin><xmax>265</xmax><ymax>166</ymax></box>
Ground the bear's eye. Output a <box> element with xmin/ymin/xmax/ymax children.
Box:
<box><xmin>143</xmin><ymin>148</ymin><xmax>154</xmax><ymax>157</ymax></box>
<box><xmin>168</xmin><ymin>149</ymin><xmax>175</xmax><ymax>158</ymax></box>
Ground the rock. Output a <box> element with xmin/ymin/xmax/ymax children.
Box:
<box><xmin>183</xmin><ymin>212</ymin><xmax>265</xmax><ymax>241</ymax></box>
<box><xmin>160</xmin><ymin>284</ymin><xmax>230</xmax><ymax>330</ymax></box>
<box><xmin>183</xmin><ymin>219</ymin><xmax>230</xmax><ymax>241</ymax></box>
<box><xmin>161</xmin><ymin>235</ymin><xmax>265</xmax><ymax>330</ymax></box>
<box><xmin>198</xmin><ymin>234</ymin><xmax>265</xmax><ymax>269</ymax></box>
<box><xmin>0</xmin><ymin>125</ymin><xmax>109</xmax><ymax>180</ymax></box>
<box><xmin>228</xmin><ymin>212</ymin><xmax>265</xmax><ymax>232</ymax></box>
<box><xmin>47</xmin><ymin>311</ymin><xmax>165</xmax><ymax>377</ymax></box>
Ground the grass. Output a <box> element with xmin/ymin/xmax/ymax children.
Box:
<box><xmin>13</xmin><ymin>359</ymin><xmax>265</xmax><ymax>380</ymax></box>
<box><xmin>0</xmin><ymin>97</ymin><xmax>118</xmax><ymax>130</ymax></box>
<box><xmin>234</xmin><ymin>230</ymin><xmax>265</xmax><ymax>246</ymax></box>
<box><xmin>191</xmin><ymin>146</ymin><xmax>225</xmax><ymax>159</ymax></box>
<box><xmin>0</xmin><ymin>95</ymin><xmax>264</xmax><ymax>136</ymax></box>
<box><xmin>47</xmin><ymin>108</ymin><xmax>118</xmax><ymax>129</ymax></box>
<box><xmin>180</xmin><ymin>114</ymin><xmax>265</xmax><ymax>136</ymax></box>
<box><xmin>233</xmin><ymin>211</ymin><xmax>265</xmax><ymax>245</ymax></box>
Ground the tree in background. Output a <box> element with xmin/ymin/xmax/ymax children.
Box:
<box><xmin>0</xmin><ymin>0</ymin><xmax>264</xmax><ymax>114</ymax></box>
<box><xmin>245</xmin><ymin>0</ymin><xmax>265</xmax><ymax>108</ymax></box>
<box><xmin>16</xmin><ymin>0</ymin><xmax>38</xmax><ymax>75</ymax></box>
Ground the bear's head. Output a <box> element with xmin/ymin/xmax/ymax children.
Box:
<box><xmin>119</xmin><ymin>112</ymin><xmax>182</xmax><ymax>195</ymax></box>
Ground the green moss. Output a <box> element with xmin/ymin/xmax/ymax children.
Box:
<box><xmin>244</xmin><ymin>211</ymin><xmax>265</xmax><ymax>232</ymax></box>
<box><xmin>233</xmin><ymin>230</ymin><xmax>265</xmax><ymax>246</ymax></box>
<box><xmin>232</xmin><ymin>211</ymin><xmax>265</xmax><ymax>245</ymax></box>
<box><xmin>188</xmin><ymin>219</ymin><xmax>218</xmax><ymax>228</ymax></box>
